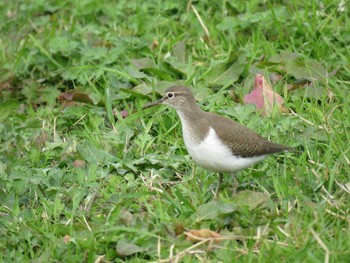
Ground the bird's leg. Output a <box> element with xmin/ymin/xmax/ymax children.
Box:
<box><xmin>215</xmin><ymin>173</ymin><xmax>224</xmax><ymax>197</ymax></box>
<box><xmin>232</xmin><ymin>173</ymin><xmax>238</xmax><ymax>195</ymax></box>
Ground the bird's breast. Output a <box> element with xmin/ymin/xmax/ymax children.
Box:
<box><xmin>182</xmin><ymin>126</ymin><xmax>267</xmax><ymax>173</ymax></box>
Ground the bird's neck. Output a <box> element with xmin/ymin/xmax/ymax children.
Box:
<box><xmin>175</xmin><ymin>101</ymin><xmax>202</xmax><ymax>125</ymax></box>
<box><xmin>174</xmin><ymin>103</ymin><xmax>209</xmax><ymax>145</ymax></box>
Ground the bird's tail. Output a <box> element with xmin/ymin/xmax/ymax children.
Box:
<box><xmin>266</xmin><ymin>142</ymin><xmax>294</xmax><ymax>154</ymax></box>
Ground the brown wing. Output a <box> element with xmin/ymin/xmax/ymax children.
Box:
<box><xmin>207</xmin><ymin>113</ymin><xmax>291</xmax><ymax>157</ymax></box>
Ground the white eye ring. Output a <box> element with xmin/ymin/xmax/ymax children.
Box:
<box><xmin>167</xmin><ymin>92</ymin><xmax>175</xmax><ymax>99</ymax></box>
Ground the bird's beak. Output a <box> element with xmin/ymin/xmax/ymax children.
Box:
<box><xmin>142</xmin><ymin>97</ymin><xmax>165</xmax><ymax>109</ymax></box>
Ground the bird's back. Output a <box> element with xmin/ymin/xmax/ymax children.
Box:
<box><xmin>206</xmin><ymin>112</ymin><xmax>292</xmax><ymax>158</ymax></box>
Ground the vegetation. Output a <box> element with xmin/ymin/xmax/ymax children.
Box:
<box><xmin>0</xmin><ymin>0</ymin><xmax>349</xmax><ymax>262</ymax></box>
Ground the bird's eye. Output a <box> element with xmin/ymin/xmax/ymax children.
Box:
<box><xmin>167</xmin><ymin>92</ymin><xmax>174</xmax><ymax>99</ymax></box>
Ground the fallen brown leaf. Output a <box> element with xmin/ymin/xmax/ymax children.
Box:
<box><xmin>150</xmin><ymin>39</ymin><xmax>159</xmax><ymax>50</ymax></box>
<box><xmin>174</xmin><ymin>224</ymin><xmax>186</xmax><ymax>236</ymax></box>
<box><xmin>185</xmin><ymin>229</ymin><xmax>221</xmax><ymax>244</ymax></box>
<box><xmin>58</xmin><ymin>90</ymin><xmax>95</xmax><ymax>105</ymax></box>
<box><xmin>63</xmin><ymin>234</ymin><xmax>70</xmax><ymax>244</ymax></box>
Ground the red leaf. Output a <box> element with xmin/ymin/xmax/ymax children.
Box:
<box><xmin>120</xmin><ymin>110</ymin><xmax>129</xmax><ymax>118</ymax></box>
<box><xmin>243</xmin><ymin>74</ymin><xmax>285</xmax><ymax>116</ymax></box>
<box><xmin>73</xmin><ymin>159</ymin><xmax>86</xmax><ymax>168</ymax></box>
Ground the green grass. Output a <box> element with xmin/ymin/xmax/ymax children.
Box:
<box><xmin>1</xmin><ymin>0</ymin><xmax>349</xmax><ymax>262</ymax></box>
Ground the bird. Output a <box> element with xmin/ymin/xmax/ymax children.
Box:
<box><xmin>143</xmin><ymin>86</ymin><xmax>292</xmax><ymax>196</ymax></box>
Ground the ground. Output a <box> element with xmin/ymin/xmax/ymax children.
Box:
<box><xmin>0</xmin><ymin>0</ymin><xmax>349</xmax><ymax>262</ymax></box>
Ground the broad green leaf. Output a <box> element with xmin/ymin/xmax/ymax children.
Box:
<box><xmin>143</xmin><ymin>68</ymin><xmax>173</xmax><ymax>81</ymax></box>
<box><xmin>130</xmin><ymin>80</ymin><xmax>187</xmax><ymax>97</ymax></box>
<box><xmin>58</xmin><ymin>90</ymin><xmax>101</xmax><ymax>105</ymax></box>
<box><xmin>196</xmin><ymin>200</ymin><xmax>237</xmax><ymax>221</ymax></box>
<box><xmin>196</xmin><ymin>201</ymin><xmax>220</xmax><ymax>221</ymax></box>
<box><xmin>0</xmin><ymin>100</ymin><xmax>19</xmax><ymax>122</ymax></box>
<box><xmin>268</xmin><ymin>51</ymin><xmax>329</xmax><ymax>80</ymax></box>
<box><xmin>48</xmin><ymin>37</ymin><xmax>80</xmax><ymax>55</ymax></box>
<box><xmin>131</xmin><ymin>58</ymin><xmax>185</xmax><ymax>81</ymax></box>
<box><xmin>131</xmin><ymin>58</ymin><xmax>157</xmax><ymax>70</ymax></box>
<box><xmin>232</xmin><ymin>190</ymin><xmax>270</xmax><ymax>210</ymax></box>
<box><xmin>269</xmin><ymin>51</ymin><xmax>298</xmax><ymax>63</ymax></box>
<box><xmin>155</xmin><ymin>80</ymin><xmax>186</xmax><ymax>93</ymax></box>
<box><xmin>160</xmin><ymin>61</ymin><xmax>186</xmax><ymax>78</ymax></box>
<box><xmin>166</xmin><ymin>60</ymin><xmax>188</xmax><ymax>75</ymax></box>
<box><xmin>172</xmin><ymin>41</ymin><xmax>186</xmax><ymax>62</ymax></box>
<box><xmin>295</xmin><ymin>85</ymin><xmax>326</xmax><ymax>99</ymax></box>
<box><xmin>125</xmin><ymin>66</ymin><xmax>149</xmax><ymax>79</ymax></box>
<box><xmin>131</xmin><ymin>83</ymin><xmax>154</xmax><ymax>96</ymax></box>
<box><xmin>285</xmin><ymin>59</ymin><xmax>328</xmax><ymax>80</ymax></box>
<box><xmin>77</xmin><ymin>142</ymin><xmax>117</xmax><ymax>164</ymax></box>
<box><xmin>112</xmin><ymin>124</ymin><xmax>135</xmax><ymax>145</ymax></box>
<box><xmin>80</xmin><ymin>46</ymin><xmax>108</xmax><ymax>62</ymax></box>
<box><xmin>205</xmin><ymin>55</ymin><xmax>246</xmax><ymax>87</ymax></box>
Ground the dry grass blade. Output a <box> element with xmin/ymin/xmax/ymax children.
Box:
<box><xmin>191</xmin><ymin>5</ymin><xmax>210</xmax><ymax>39</ymax></box>
<box><xmin>310</xmin><ymin>228</ymin><xmax>330</xmax><ymax>263</ymax></box>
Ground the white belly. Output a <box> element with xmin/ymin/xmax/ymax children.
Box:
<box><xmin>183</xmin><ymin>127</ymin><xmax>267</xmax><ymax>173</ymax></box>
